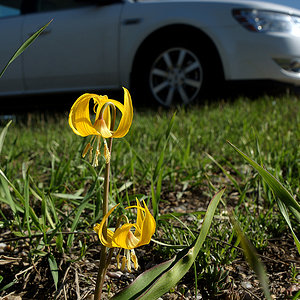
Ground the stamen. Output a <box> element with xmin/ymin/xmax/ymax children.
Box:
<box><xmin>116</xmin><ymin>250</ymin><xmax>121</xmax><ymax>269</ymax></box>
<box><xmin>89</xmin><ymin>148</ymin><xmax>93</xmax><ymax>162</ymax></box>
<box><xmin>131</xmin><ymin>250</ymin><xmax>139</xmax><ymax>270</ymax></box>
<box><xmin>124</xmin><ymin>250</ymin><xmax>131</xmax><ymax>272</ymax></box>
<box><xmin>116</xmin><ymin>249</ymin><xmax>139</xmax><ymax>272</ymax></box>
<box><xmin>82</xmin><ymin>143</ymin><xmax>92</xmax><ymax>158</ymax></box>
<box><xmin>104</xmin><ymin>140</ymin><xmax>111</xmax><ymax>164</ymax></box>
<box><xmin>93</xmin><ymin>149</ymin><xmax>100</xmax><ymax>167</ymax></box>
<box><xmin>121</xmin><ymin>256</ymin><xmax>126</xmax><ymax>271</ymax></box>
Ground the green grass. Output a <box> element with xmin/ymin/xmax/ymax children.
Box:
<box><xmin>0</xmin><ymin>94</ymin><xmax>299</xmax><ymax>298</ymax></box>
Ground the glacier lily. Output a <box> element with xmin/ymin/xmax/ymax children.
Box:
<box><xmin>68</xmin><ymin>87</ymin><xmax>133</xmax><ymax>165</ymax></box>
<box><xmin>94</xmin><ymin>199</ymin><xmax>156</xmax><ymax>272</ymax></box>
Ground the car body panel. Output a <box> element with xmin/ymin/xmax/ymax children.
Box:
<box><xmin>21</xmin><ymin>4</ymin><xmax>122</xmax><ymax>93</ymax></box>
<box><xmin>0</xmin><ymin>0</ymin><xmax>300</xmax><ymax>98</ymax></box>
<box><xmin>0</xmin><ymin>15</ymin><xmax>24</xmax><ymax>94</ymax></box>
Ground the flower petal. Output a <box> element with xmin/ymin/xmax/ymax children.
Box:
<box><xmin>135</xmin><ymin>199</ymin><xmax>144</xmax><ymax>231</ymax></box>
<box><xmin>94</xmin><ymin>204</ymin><xmax>119</xmax><ymax>248</ymax></box>
<box><xmin>111</xmin><ymin>87</ymin><xmax>133</xmax><ymax>138</ymax></box>
<box><xmin>137</xmin><ymin>200</ymin><xmax>156</xmax><ymax>246</ymax></box>
<box><xmin>113</xmin><ymin>223</ymin><xmax>141</xmax><ymax>250</ymax></box>
<box><xmin>94</xmin><ymin>95</ymin><xmax>111</xmax><ymax>129</ymax></box>
<box><xmin>69</xmin><ymin>93</ymin><xmax>100</xmax><ymax>137</ymax></box>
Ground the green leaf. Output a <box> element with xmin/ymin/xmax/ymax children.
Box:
<box><xmin>151</xmin><ymin>113</ymin><xmax>176</xmax><ymax>219</ymax></box>
<box><xmin>24</xmin><ymin>173</ymin><xmax>31</xmax><ymax>237</ymax></box>
<box><xmin>0</xmin><ymin>279</ymin><xmax>17</xmax><ymax>292</ymax></box>
<box><xmin>0</xmin><ymin>171</ymin><xmax>17</xmax><ymax>215</ymax></box>
<box><xmin>206</xmin><ymin>153</ymin><xmax>241</xmax><ymax>194</ymax></box>
<box><xmin>67</xmin><ymin>199</ymin><xmax>90</xmax><ymax>248</ymax></box>
<box><xmin>0</xmin><ymin>20</ymin><xmax>52</xmax><ymax>78</ymax></box>
<box><xmin>48</xmin><ymin>254</ymin><xmax>59</xmax><ymax>290</ymax></box>
<box><xmin>48</xmin><ymin>178</ymin><xmax>98</xmax><ymax>243</ymax></box>
<box><xmin>277</xmin><ymin>199</ymin><xmax>300</xmax><ymax>253</ymax></box>
<box><xmin>55</xmin><ymin>232</ymin><xmax>64</xmax><ymax>253</ymax></box>
<box><xmin>0</xmin><ymin>120</ymin><xmax>12</xmax><ymax>155</ymax></box>
<box><xmin>112</xmin><ymin>188</ymin><xmax>225</xmax><ymax>300</ymax></box>
<box><xmin>230</xmin><ymin>211</ymin><xmax>272</xmax><ymax>300</ymax></box>
<box><xmin>227</xmin><ymin>141</ymin><xmax>300</xmax><ymax>218</ymax></box>
<box><xmin>227</xmin><ymin>141</ymin><xmax>300</xmax><ymax>253</ymax></box>
<box><xmin>0</xmin><ymin>169</ymin><xmax>42</xmax><ymax>231</ymax></box>
<box><xmin>292</xmin><ymin>290</ymin><xmax>300</xmax><ymax>300</ymax></box>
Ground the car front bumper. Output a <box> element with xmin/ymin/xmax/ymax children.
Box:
<box><xmin>214</xmin><ymin>27</ymin><xmax>300</xmax><ymax>86</ymax></box>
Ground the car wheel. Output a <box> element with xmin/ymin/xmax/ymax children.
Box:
<box><xmin>149</xmin><ymin>46</ymin><xmax>203</xmax><ymax>106</ymax></box>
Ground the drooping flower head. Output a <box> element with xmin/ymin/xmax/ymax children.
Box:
<box><xmin>94</xmin><ymin>199</ymin><xmax>156</xmax><ymax>272</ymax></box>
<box><xmin>68</xmin><ymin>87</ymin><xmax>133</xmax><ymax>165</ymax></box>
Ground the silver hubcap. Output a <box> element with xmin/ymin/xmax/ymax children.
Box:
<box><xmin>149</xmin><ymin>47</ymin><xmax>203</xmax><ymax>106</ymax></box>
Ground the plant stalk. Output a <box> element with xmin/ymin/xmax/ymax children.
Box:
<box><xmin>94</xmin><ymin>136</ymin><xmax>114</xmax><ymax>300</ymax></box>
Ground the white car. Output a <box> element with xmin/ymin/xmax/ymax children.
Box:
<box><xmin>0</xmin><ymin>0</ymin><xmax>300</xmax><ymax>106</ymax></box>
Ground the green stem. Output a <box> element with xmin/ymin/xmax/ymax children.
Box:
<box><xmin>94</xmin><ymin>137</ymin><xmax>114</xmax><ymax>300</ymax></box>
<box><xmin>94</xmin><ymin>244</ymin><xmax>108</xmax><ymax>300</ymax></box>
<box><xmin>94</xmin><ymin>103</ymin><xmax>116</xmax><ymax>300</ymax></box>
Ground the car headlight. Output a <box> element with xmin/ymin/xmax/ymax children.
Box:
<box><xmin>232</xmin><ymin>9</ymin><xmax>300</xmax><ymax>36</ymax></box>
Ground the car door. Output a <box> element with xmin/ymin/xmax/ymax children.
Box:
<box><xmin>0</xmin><ymin>0</ymin><xmax>24</xmax><ymax>94</ymax></box>
<box><xmin>22</xmin><ymin>0</ymin><xmax>123</xmax><ymax>93</ymax></box>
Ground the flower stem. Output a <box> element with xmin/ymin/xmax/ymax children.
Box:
<box><xmin>94</xmin><ymin>137</ymin><xmax>113</xmax><ymax>300</ymax></box>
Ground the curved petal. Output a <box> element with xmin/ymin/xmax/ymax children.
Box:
<box><xmin>137</xmin><ymin>200</ymin><xmax>156</xmax><ymax>246</ymax></box>
<box><xmin>102</xmin><ymin>105</ymin><xmax>111</xmax><ymax>130</ymax></box>
<box><xmin>113</xmin><ymin>223</ymin><xmax>141</xmax><ymax>250</ymax></box>
<box><xmin>93</xmin><ymin>204</ymin><xmax>119</xmax><ymax>248</ymax></box>
<box><xmin>94</xmin><ymin>95</ymin><xmax>111</xmax><ymax>129</ymax></box>
<box><xmin>111</xmin><ymin>87</ymin><xmax>133</xmax><ymax>138</ymax></box>
<box><xmin>68</xmin><ymin>93</ymin><xmax>100</xmax><ymax>137</ymax></box>
<box><xmin>124</xmin><ymin>199</ymin><xmax>156</xmax><ymax>248</ymax></box>
<box><xmin>135</xmin><ymin>199</ymin><xmax>144</xmax><ymax>230</ymax></box>
<box><xmin>94</xmin><ymin>223</ymin><xmax>114</xmax><ymax>247</ymax></box>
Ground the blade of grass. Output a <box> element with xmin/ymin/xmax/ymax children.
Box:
<box><xmin>277</xmin><ymin>199</ymin><xmax>300</xmax><ymax>253</ymax></box>
<box><xmin>24</xmin><ymin>172</ymin><xmax>31</xmax><ymax>237</ymax></box>
<box><xmin>48</xmin><ymin>178</ymin><xmax>98</xmax><ymax>242</ymax></box>
<box><xmin>229</xmin><ymin>211</ymin><xmax>272</xmax><ymax>300</ymax></box>
<box><xmin>0</xmin><ymin>172</ymin><xmax>17</xmax><ymax>215</ymax></box>
<box><xmin>0</xmin><ymin>20</ymin><xmax>52</xmax><ymax>78</ymax></box>
<box><xmin>0</xmin><ymin>169</ymin><xmax>42</xmax><ymax>231</ymax></box>
<box><xmin>206</xmin><ymin>153</ymin><xmax>241</xmax><ymax>194</ymax></box>
<box><xmin>0</xmin><ymin>120</ymin><xmax>12</xmax><ymax>154</ymax></box>
<box><xmin>227</xmin><ymin>141</ymin><xmax>300</xmax><ymax>253</ymax></box>
<box><xmin>227</xmin><ymin>141</ymin><xmax>300</xmax><ymax>218</ymax></box>
<box><xmin>151</xmin><ymin>113</ymin><xmax>176</xmax><ymax>219</ymax></box>
<box><xmin>67</xmin><ymin>199</ymin><xmax>91</xmax><ymax>248</ymax></box>
<box><xmin>48</xmin><ymin>254</ymin><xmax>58</xmax><ymax>290</ymax></box>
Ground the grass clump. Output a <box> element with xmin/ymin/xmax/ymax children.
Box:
<box><xmin>0</xmin><ymin>94</ymin><xmax>299</xmax><ymax>299</ymax></box>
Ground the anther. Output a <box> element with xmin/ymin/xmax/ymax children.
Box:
<box><xmin>82</xmin><ymin>143</ymin><xmax>92</xmax><ymax>158</ymax></box>
<box><xmin>104</xmin><ymin>141</ymin><xmax>111</xmax><ymax>164</ymax></box>
<box><xmin>121</xmin><ymin>256</ymin><xmax>126</xmax><ymax>271</ymax></box>
<box><xmin>131</xmin><ymin>250</ymin><xmax>139</xmax><ymax>270</ymax></box>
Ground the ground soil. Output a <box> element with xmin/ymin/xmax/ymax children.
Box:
<box><xmin>0</xmin><ymin>183</ymin><xmax>299</xmax><ymax>300</ymax></box>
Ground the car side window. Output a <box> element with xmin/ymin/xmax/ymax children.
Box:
<box><xmin>39</xmin><ymin>0</ymin><xmax>94</xmax><ymax>12</ymax></box>
<box><xmin>0</xmin><ymin>0</ymin><xmax>22</xmax><ymax>18</ymax></box>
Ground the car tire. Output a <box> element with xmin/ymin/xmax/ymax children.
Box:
<box><xmin>132</xmin><ymin>37</ymin><xmax>219</xmax><ymax>107</ymax></box>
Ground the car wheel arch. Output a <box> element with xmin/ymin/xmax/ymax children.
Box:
<box><xmin>130</xmin><ymin>24</ymin><xmax>225</xmax><ymax>105</ymax></box>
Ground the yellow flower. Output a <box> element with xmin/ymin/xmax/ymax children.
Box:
<box><xmin>94</xmin><ymin>199</ymin><xmax>156</xmax><ymax>272</ymax></box>
<box><xmin>68</xmin><ymin>87</ymin><xmax>133</xmax><ymax>165</ymax></box>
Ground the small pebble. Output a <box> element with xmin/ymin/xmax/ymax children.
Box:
<box><xmin>0</xmin><ymin>243</ymin><xmax>7</xmax><ymax>252</ymax></box>
<box><xmin>241</xmin><ymin>281</ymin><xmax>253</xmax><ymax>289</ymax></box>
<box><xmin>107</xmin><ymin>271</ymin><xmax>123</xmax><ymax>279</ymax></box>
